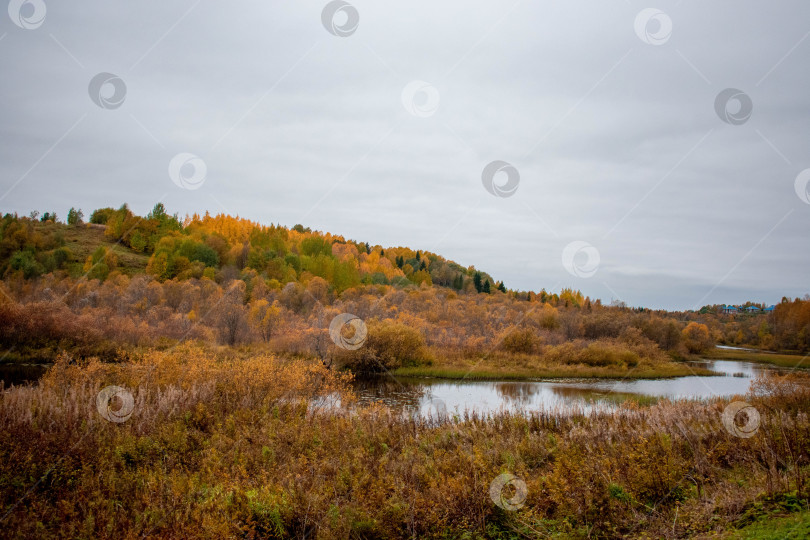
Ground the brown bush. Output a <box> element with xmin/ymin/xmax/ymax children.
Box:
<box><xmin>0</xmin><ymin>301</ymin><xmax>115</xmax><ymax>360</ymax></box>
<box><xmin>500</xmin><ymin>327</ymin><xmax>542</xmax><ymax>354</ymax></box>
<box><xmin>682</xmin><ymin>321</ymin><xmax>713</xmax><ymax>354</ymax></box>
<box><xmin>576</xmin><ymin>342</ymin><xmax>640</xmax><ymax>367</ymax></box>
<box><xmin>337</xmin><ymin>320</ymin><xmax>432</xmax><ymax>373</ymax></box>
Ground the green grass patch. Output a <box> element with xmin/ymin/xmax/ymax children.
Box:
<box><xmin>727</xmin><ymin>510</ymin><xmax>810</xmax><ymax>539</ymax></box>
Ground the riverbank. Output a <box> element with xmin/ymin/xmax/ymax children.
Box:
<box><xmin>706</xmin><ymin>347</ymin><xmax>808</xmax><ymax>369</ymax></box>
<box><xmin>391</xmin><ymin>348</ymin><xmax>717</xmax><ymax>380</ymax></box>
<box><xmin>392</xmin><ymin>363</ymin><xmax>716</xmax><ymax>380</ymax></box>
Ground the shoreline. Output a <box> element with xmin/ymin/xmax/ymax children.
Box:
<box><xmin>703</xmin><ymin>347</ymin><xmax>808</xmax><ymax>368</ymax></box>
<box><xmin>391</xmin><ymin>363</ymin><xmax>718</xmax><ymax>381</ymax></box>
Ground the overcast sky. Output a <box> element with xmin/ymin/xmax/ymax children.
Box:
<box><xmin>1</xmin><ymin>1</ymin><xmax>808</xmax><ymax>310</ymax></box>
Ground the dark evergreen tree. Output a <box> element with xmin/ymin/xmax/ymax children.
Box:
<box><xmin>483</xmin><ymin>280</ymin><xmax>491</xmax><ymax>293</ymax></box>
<box><xmin>473</xmin><ymin>272</ymin><xmax>482</xmax><ymax>293</ymax></box>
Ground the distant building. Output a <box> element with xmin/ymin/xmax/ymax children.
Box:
<box><xmin>764</xmin><ymin>305</ymin><xmax>775</xmax><ymax>312</ymax></box>
<box><xmin>745</xmin><ymin>305</ymin><xmax>761</xmax><ymax>313</ymax></box>
<box><xmin>721</xmin><ymin>305</ymin><xmax>739</xmax><ymax>314</ymax></box>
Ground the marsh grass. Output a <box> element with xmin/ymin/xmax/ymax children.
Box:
<box><xmin>0</xmin><ymin>346</ymin><xmax>808</xmax><ymax>538</ymax></box>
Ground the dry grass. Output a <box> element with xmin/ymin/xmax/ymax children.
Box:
<box><xmin>1</xmin><ymin>346</ymin><xmax>808</xmax><ymax>538</ymax></box>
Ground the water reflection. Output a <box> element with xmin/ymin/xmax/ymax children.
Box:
<box><xmin>549</xmin><ymin>385</ymin><xmax>654</xmax><ymax>405</ymax></box>
<box><xmin>494</xmin><ymin>382</ymin><xmax>541</xmax><ymax>405</ymax></box>
<box><xmin>352</xmin><ymin>377</ymin><xmax>426</xmax><ymax>411</ymax></box>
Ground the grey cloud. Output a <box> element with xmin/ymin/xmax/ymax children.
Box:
<box><xmin>1</xmin><ymin>0</ymin><xmax>808</xmax><ymax>309</ymax></box>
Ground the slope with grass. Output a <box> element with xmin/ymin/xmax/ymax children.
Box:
<box><xmin>57</xmin><ymin>222</ymin><xmax>150</xmax><ymax>275</ymax></box>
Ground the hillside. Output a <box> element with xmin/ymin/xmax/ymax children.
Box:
<box><xmin>1</xmin><ymin>204</ymin><xmax>526</xmax><ymax>299</ymax></box>
<box><xmin>1</xmin><ymin>205</ymin><xmax>808</xmax><ymax>371</ymax></box>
